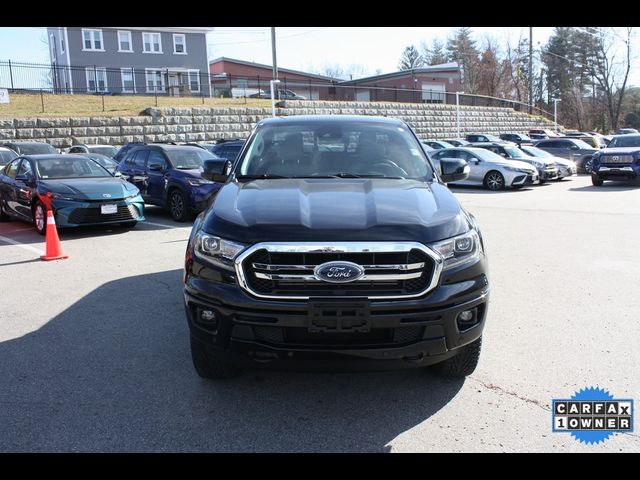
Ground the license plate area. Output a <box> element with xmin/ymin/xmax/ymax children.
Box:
<box><xmin>101</xmin><ymin>204</ymin><xmax>118</xmax><ymax>214</ymax></box>
<box><xmin>308</xmin><ymin>299</ymin><xmax>371</xmax><ymax>333</ymax></box>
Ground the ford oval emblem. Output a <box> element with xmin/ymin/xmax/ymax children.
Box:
<box><xmin>314</xmin><ymin>261</ymin><xmax>365</xmax><ymax>283</ymax></box>
<box><xmin>102</xmin><ymin>193</ymin><xmax>112</xmax><ymax>198</ymax></box>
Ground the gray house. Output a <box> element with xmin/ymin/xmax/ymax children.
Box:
<box><xmin>46</xmin><ymin>27</ymin><xmax>213</xmax><ymax>96</ymax></box>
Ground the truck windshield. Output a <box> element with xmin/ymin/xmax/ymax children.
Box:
<box><xmin>607</xmin><ymin>135</ymin><xmax>640</xmax><ymax>148</ymax></box>
<box><xmin>237</xmin><ymin>121</ymin><xmax>434</xmax><ymax>180</ymax></box>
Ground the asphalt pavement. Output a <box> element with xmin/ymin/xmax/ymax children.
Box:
<box><xmin>0</xmin><ymin>177</ymin><xmax>638</xmax><ymax>452</ymax></box>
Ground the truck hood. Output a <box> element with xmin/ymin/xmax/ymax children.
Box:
<box><xmin>600</xmin><ymin>147</ymin><xmax>640</xmax><ymax>155</ymax></box>
<box><xmin>202</xmin><ymin>178</ymin><xmax>470</xmax><ymax>244</ymax></box>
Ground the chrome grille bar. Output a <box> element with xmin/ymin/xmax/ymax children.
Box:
<box><xmin>254</xmin><ymin>271</ymin><xmax>424</xmax><ymax>281</ymax></box>
<box><xmin>235</xmin><ymin>241</ymin><xmax>444</xmax><ymax>301</ymax></box>
<box><xmin>602</xmin><ymin>154</ymin><xmax>634</xmax><ymax>164</ymax></box>
<box><xmin>252</xmin><ymin>262</ymin><xmax>426</xmax><ymax>272</ymax></box>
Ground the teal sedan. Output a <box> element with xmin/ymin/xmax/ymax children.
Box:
<box><xmin>0</xmin><ymin>154</ymin><xmax>144</xmax><ymax>234</ymax></box>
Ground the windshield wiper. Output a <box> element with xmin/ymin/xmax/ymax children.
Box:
<box><xmin>236</xmin><ymin>174</ymin><xmax>292</xmax><ymax>180</ymax></box>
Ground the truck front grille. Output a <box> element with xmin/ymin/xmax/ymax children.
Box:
<box><xmin>601</xmin><ymin>154</ymin><xmax>634</xmax><ymax>164</ymax></box>
<box><xmin>236</xmin><ymin>242</ymin><xmax>442</xmax><ymax>300</ymax></box>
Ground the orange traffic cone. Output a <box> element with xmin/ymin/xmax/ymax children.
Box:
<box><xmin>41</xmin><ymin>208</ymin><xmax>69</xmax><ymax>261</ymax></box>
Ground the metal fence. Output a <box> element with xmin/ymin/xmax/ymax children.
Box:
<box><xmin>0</xmin><ymin>60</ymin><xmax>552</xmax><ymax>119</ymax></box>
<box><xmin>0</xmin><ymin>60</ymin><xmax>213</xmax><ymax>97</ymax></box>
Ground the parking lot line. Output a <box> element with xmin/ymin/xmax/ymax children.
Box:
<box><xmin>141</xmin><ymin>220</ymin><xmax>193</xmax><ymax>230</ymax></box>
<box><xmin>0</xmin><ymin>234</ymin><xmax>45</xmax><ymax>256</ymax></box>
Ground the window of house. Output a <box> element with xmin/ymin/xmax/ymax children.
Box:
<box><xmin>60</xmin><ymin>33</ymin><xmax>65</xmax><ymax>54</ymax></box>
<box><xmin>118</xmin><ymin>30</ymin><xmax>133</xmax><ymax>52</ymax></box>
<box><xmin>82</xmin><ymin>29</ymin><xmax>104</xmax><ymax>51</ymax></box>
<box><xmin>188</xmin><ymin>70</ymin><xmax>200</xmax><ymax>93</ymax></box>
<box><xmin>121</xmin><ymin>68</ymin><xmax>135</xmax><ymax>93</ymax></box>
<box><xmin>173</xmin><ymin>34</ymin><xmax>186</xmax><ymax>54</ymax></box>
<box><xmin>85</xmin><ymin>67</ymin><xmax>108</xmax><ymax>93</ymax></box>
<box><xmin>143</xmin><ymin>32</ymin><xmax>162</xmax><ymax>53</ymax></box>
<box><xmin>50</xmin><ymin>34</ymin><xmax>56</xmax><ymax>59</ymax></box>
<box><xmin>145</xmin><ymin>69</ymin><xmax>165</xmax><ymax>92</ymax></box>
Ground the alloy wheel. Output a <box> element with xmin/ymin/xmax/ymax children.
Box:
<box><xmin>170</xmin><ymin>192</ymin><xmax>184</xmax><ymax>220</ymax></box>
<box><xmin>486</xmin><ymin>172</ymin><xmax>505</xmax><ymax>190</ymax></box>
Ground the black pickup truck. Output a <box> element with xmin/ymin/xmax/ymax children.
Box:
<box><xmin>183</xmin><ymin>115</ymin><xmax>490</xmax><ymax>379</ymax></box>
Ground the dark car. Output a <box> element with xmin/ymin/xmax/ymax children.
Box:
<box><xmin>68</xmin><ymin>144</ymin><xmax>119</xmax><ymax>158</ymax></box>
<box><xmin>529</xmin><ymin>128</ymin><xmax>561</xmax><ymax>139</ymax></box>
<box><xmin>113</xmin><ymin>142</ymin><xmax>145</xmax><ymax>163</ymax></box>
<box><xmin>184</xmin><ymin>115</ymin><xmax>489</xmax><ymax>379</ymax></box>
<box><xmin>201</xmin><ymin>140</ymin><xmax>246</xmax><ymax>162</ymax></box>
<box><xmin>0</xmin><ymin>155</ymin><xmax>144</xmax><ymax>234</ymax></box>
<box><xmin>442</xmin><ymin>139</ymin><xmax>471</xmax><ymax>147</ymax></box>
<box><xmin>117</xmin><ymin>144</ymin><xmax>224</xmax><ymax>222</ymax></box>
<box><xmin>74</xmin><ymin>152</ymin><xmax>120</xmax><ymax>175</ymax></box>
<box><xmin>499</xmin><ymin>133</ymin><xmax>533</xmax><ymax>145</ymax></box>
<box><xmin>560</xmin><ymin>133</ymin><xmax>603</xmax><ymax>149</ymax></box>
<box><xmin>465</xmin><ymin>133</ymin><xmax>503</xmax><ymax>143</ymax></box>
<box><xmin>1</xmin><ymin>141</ymin><xmax>58</xmax><ymax>155</ymax></box>
<box><xmin>614</xmin><ymin>128</ymin><xmax>639</xmax><ymax>135</ymax></box>
<box><xmin>422</xmin><ymin>140</ymin><xmax>455</xmax><ymax>150</ymax></box>
<box><xmin>591</xmin><ymin>134</ymin><xmax>640</xmax><ymax>186</ymax></box>
<box><xmin>533</xmin><ymin>138</ymin><xmax>598</xmax><ymax>173</ymax></box>
<box><xmin>250</xmin><ymin>89</ymin><xmax>306</xmax><ymax>100</ymax></box>
<box><xmin>0</xmin><ymin>146</ymin><xmax>18</xmax><ymax>167</ymax></box>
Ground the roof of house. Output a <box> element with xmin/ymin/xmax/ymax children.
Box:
<box><xmin>339</xmin><ymin>62</ymin><xmax>460</xmax><ymax>85</ymax></box>
<box><xmin>209</xmin><ymin>57</ymin><xmax>344</xmax><ymax>82</ymax></box>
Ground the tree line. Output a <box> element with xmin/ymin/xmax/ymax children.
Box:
<box><xmin>398</xmin><ymin>27</ymin><xmax>635</xmax><ymax>132</ymax></box>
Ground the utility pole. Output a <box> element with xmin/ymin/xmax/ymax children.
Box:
<box><xmin>271</xmin><ymin>27</ymin><xmax>278</xmax><ymax>80</ymax></box>
<box><xmin>529</xmin><ymin>27</ymin><xmax>533</xmax><ymax>114</ymax></box>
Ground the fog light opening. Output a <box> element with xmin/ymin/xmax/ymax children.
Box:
<box><xmin>198</xmin><ymin>308</ymin><xmax>218</xmax><ymax>326</ymax></box>
<box><xmin>457</xmin><ymin>308</ymin><xmax>478</xmax><ymax>331</ymax></box>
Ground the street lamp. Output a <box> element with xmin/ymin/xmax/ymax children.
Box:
<box><xmin>553</xmin><ymin>98</ymin><xmax>561</xmax><ymax>132</ymax></box>
<box><xmin>270</xmin><ymin>79</ymin><xmax>281</xmax><ymax>118</ymax></box>
<box><xmin>456</xmin><ymin>91</ymin><xmax>465</xmax><ymax>140</ymax></box>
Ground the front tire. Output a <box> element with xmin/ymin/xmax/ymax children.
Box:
<box><xmin>483</xmin><ymin>171</ymin><xmax>505</xmax><ymax>191</ymax></box>
<box><xmin>190</xmin><ymin>336</ymin><xmax>240</xmax><ymax>380</ymax></box>
<box><xmin>33</xmin><ymin>201</ymin><xmax>47</xmax><ymax>235</ymax></box>
<box><xmin>0</xmin><ymin>195</ymin><xmax>10</xmax><ymax>222</ymax></box>
<box><xmin>168</xmin><ymin>189</ymin><xmax>189</xmax><ymax>222</ymax></box>
<box><xmin>434</xmin><ymin>337</ymin><xmax>482</xmax><ymax>378</ymax></box>
<box><xmin>591</xmin><ymin>174</ymin><xmax>604</xmax><ymax>186</ymax></box>
<box><xmin>583</xmin><ymin>157</ymin><xmax>594</xmax><ymax>174</ymax></box>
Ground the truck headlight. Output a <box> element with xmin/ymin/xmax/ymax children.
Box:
<box><xmin>194</xmin><ymin>232</ymin><xmax>247</xmax><ymax>270</ymax></box>
<box><xmin>429</xmin><ymin>229</ymin><xmax>482</xmax><ymax>270</ymax></box>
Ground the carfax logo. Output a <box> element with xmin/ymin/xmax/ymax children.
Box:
<box><xmin>552</xmin><ymin>386</ymin><xmax>634</xmax><ymax>444</ymax></box>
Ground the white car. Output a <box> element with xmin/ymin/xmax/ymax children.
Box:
<box><xmin>430</xmin><ymin>147</ymin><xmax>539</xmax><ymax>190</ymax></box>
<box><xmin>519</xmin><ymin>145</ymin><xmax>577</xmax><ymax>179</ymax></box>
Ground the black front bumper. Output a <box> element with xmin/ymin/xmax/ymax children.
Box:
<box><xmin>184</xmin><ymin>262</ymin><xmax>490</xmax><ymax>371</ymax></box>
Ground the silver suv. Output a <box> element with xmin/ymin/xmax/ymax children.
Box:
<box><xmin>533</xmin><ymin>138</ymin><xmax>597</xmax><ymax>173</ymax></box>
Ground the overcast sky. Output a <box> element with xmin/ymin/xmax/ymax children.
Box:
<box><xmin>0</xmin><ymin>26</ymin><xmax>637</xmax><ymax>85</ymax></box>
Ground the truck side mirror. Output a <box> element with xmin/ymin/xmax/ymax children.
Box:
<box><xmin>202</xmin><ymin>159</ymin><xmax>232</xmax><ymax>183</ymax></box>
<box><xmin>440</xmin><ymin>158</ymin><xmax>470</xmax><ymax>183</ymax></box>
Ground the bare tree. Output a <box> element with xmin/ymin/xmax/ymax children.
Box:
<box><xmin>587</xmin><ymin>27</ymin><xmax>634</xmax><ymax>131</ymax></box>
<box><xmin>477</xmin><ymin>36</ymin><xmax>506</xmax><ymax>98</ymax></box>
<box><xmin>316</xmin><ymin>63</ymin><xmax>346</xmax><ymax>79</ymax></box>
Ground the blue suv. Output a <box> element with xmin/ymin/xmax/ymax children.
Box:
<box><xmin>117</xmin><ymin>144</ymin><xmax>224</xmax><ymax>221</ymax></box>
<box><xmin>201</xmin><ymin>139</ymin><xmax>246</xmax><ymax>162</ymax></box>
<box><xmin>591</xmin><ymin>134</ymin><xmax>640</xmax><ymax>186</ymax></box>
